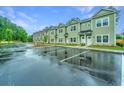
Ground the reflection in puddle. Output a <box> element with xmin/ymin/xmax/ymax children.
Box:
<box><xmin>0</xmin><ymin>45</ymin><xmax>122</xmax><ymax>86</ymax></box>
<box><xmin>36</xmin><ymin>46</ymin><xmax>122</xmax><ymax>85</ymax></box>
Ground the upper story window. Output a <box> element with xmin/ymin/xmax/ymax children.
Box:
<box><xmin>103</xmin><ymin>17</ymin><xmax>109</xmax><ymax>26</ymax></box>
<box><xmin>59</xmin><ymin>29</ymin><xmax>63</xmax><ymax>33</ymax></box>
<box><xmin>51</xmin><ymin>31</ymin><xmax>54</xmax><ymax>35</ymax></box>
<box><xmin>71</xmin><ymin>25</ymin><xmax>76</xmax><ymax>31</ymax></box>
<box><xmin>96</xmin><ymin>17</ymin><xmax>109</xmax><ymax>28</ymax></box>
<box><xmin>96</xmin><ymin>19</ymin><xmax>102</xmax><ymax>27</ymax></box>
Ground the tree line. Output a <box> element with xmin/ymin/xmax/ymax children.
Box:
<box><xmin>0</xmin><ymin>16</ymin><xmax>32</xmax><ymax>42</ymax></box>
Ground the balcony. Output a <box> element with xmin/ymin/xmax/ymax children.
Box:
<box><xmin>78</xmin><ymin>29</ymin><xmax>92</xmax><ymax>35</ymax></box>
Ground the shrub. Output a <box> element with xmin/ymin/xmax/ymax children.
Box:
<box><xmin>116</xmin><ymin>39</ymin><xmax>124</xmax><ymax>47</ymax></box>
<box><xmin>80</xmin><ymin>43</ymin><xmax>85</xmax><ymax>46</ymax></box>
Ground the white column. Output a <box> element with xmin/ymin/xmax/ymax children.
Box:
<box><xmin>122</xmin><ymin>54</ymin><xmax>124</xmax><ymax>86</ymax></box>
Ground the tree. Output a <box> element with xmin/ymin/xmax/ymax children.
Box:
<box><xmin>43</xmin><ymin>35</ymin><xmax>48</xmax><ymax>43</ymax></box>
<box><xmin>27</xmin><ymin>35</ymin><xmax>33</xmax><ymax>42</ymax></box>
<box><xmin>0</xmin><ymin>16</ymin><xmax>28</xmax><ymax>42</ymax></box>
<box><xmin>5</xmin><ymin>28</ymin><xmax>13</xmax><ymax>41</ymax></box>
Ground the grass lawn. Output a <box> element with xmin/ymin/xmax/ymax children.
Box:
<box><xmin>0</xmin><ymin>41</ymin><xmax>23</xmax><ymax>44</ymax></box>
<box><xmin>50</xmin><ymin>43</ymin><xmax>81</xmax><ymax>46</ymax></box>
<box><xmin>89</xmin><ymin>45</ymin><xmax>124</xmax><ymax>50</ymax></box>
<box><xmin>33</xmin><ymin>43</ymin><xmax>124</xmax><ymax>51</ymax></box>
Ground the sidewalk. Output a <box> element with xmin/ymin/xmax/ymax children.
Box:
<box><xmin>53</xmin><ymin>45</ymin><xmax>124</xmax><ymax>54</ymax></box>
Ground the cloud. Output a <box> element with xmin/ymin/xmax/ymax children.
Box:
<box><xmin>114</xmin><ymin>6</ymin><xmax>122</xmax><ymax>10</ymax></box>
<box><xmin>17</xmin><ymin>12</ymin><xmax>38</xmax><ymax>23</ymax></box>
<box><xmin>75</xmin><ymin>6</ymin><xmax>95</xmax><ymax>14</ymax></box>
<box><xmin>12</xmin><ymin>19</ymin><xmax>29</xmax><ymax>29</ymax></box>
<box><xmin>87</xmin><ymin>13</ymin><xmax>94</xmax><ymax>18</ymax></box>
<box><xmin>5</xmin><ymin>7</ymin><xmax>15</xmax><ymax>14</ymax></box>
<box><xmin>17</xmin><ymin>12</ymin><xmax>32</xmax><ymax>20</ymax></box>
<box><xmin>4</xmin><ymin>7</ymin><xmax>15</xmax><ymax>19</ymax></box>
<box><xmin>33</xmin><ymin>25</ymin><xmax>46</xmax><ymax>31</ymax></box>
<box><xmin>0</xmin><ymin>10</ymin><xmax>4</xmax><ymax>15</ymax></box>
<box><xmin>0</xmin><ymin>6</ymin><xmax>15</xmax><ymax>19</ymax></box>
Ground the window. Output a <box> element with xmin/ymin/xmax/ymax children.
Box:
<box><xmin>103</xmin><ymin>18</ymin><xmax>108</xmax><ymax>26</ymax></box>
<box><xmin>51</xmin><ymin>31</ymin><xmax>54</xmax><ymax>35</ymax></box>
<box><xmin>88</xmin><ymin>36</ymin><xmax>91</xmax><ymax>39</ymax></box>
<box><xmin>71</xmin><ymin>27</ymin><xmax>73</xmax><ymax>31</ymax></box>
<box><xmin>97</xmin><ymin>36</ymin><xmax>101</xmax><ymax>42</ymax></box>
<box><xmin>59</xmin><ymin>38</ymin><xmax>63</xmax><ymax>42</ymax></box>
<box><xmin>71</xmin><ymin>25</ymin><xmax>76</xmax><ymax>31</ymax></box>
<box><xmin>70</xmin><ymin>38</ymin><xmax>73</xmax><ymax>42</ymax></box>
<box><xmin>51</xmin><ymin>39</ymin><xmax>54</xmax><ymax>42</ymax></box>
<box><xmin>82</xmin><ymin>36</ymin><xmax>84</xmax><ymax>39</ymax></box>
<box><xmin>73</xmin><ymin>26</ymin><xmax>76</xmax><ymax>30</ymax></box>
<box><xmin>59</xmin><ymin>29</ymin><xmax>63</xmax><ymax>33</ymax></box>
<box><xmin>70</xmin><ymin>37</ymin><xmax>76</xmax><ymax>42</ymax></box>
<box><xmin>96</xmin><ymin>19</ymin><xmax>102</xmax><ymax>27</ymax></box>
<box><xmin>73</xmin><ymin>38</ymin><xmax>76</xmax><ymax>42</ymax></box>
<box><xmin>103</xmin><ymin>35</ymin><xmax>108</xmax><ymax>43</ymax></box>
<box><xmin>96</xmin><ymin>17</ymin><xmax>109</xmax><ymax>28</ymax></box>
<box><xmin>88</xmin><ymin>23</ymin><xmax>90</xmax><ymax>26</ymax></box>
<box><xmin>61</xmin><ymin>38</ymin><xmax>63</xmax><ymax>42</ymax></box>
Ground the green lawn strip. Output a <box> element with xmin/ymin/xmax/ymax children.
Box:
<box><xmin>49</xmin><ymin>43</ymin><xmax>81</xmax><ymax>46</ymax></box>
<box><xmin>0</xmin><ymin>41</ymin><xmax>23</xmax><ymax>44</ymax></box>
<box><xmin>89</xmin><ymin>45</ymin><xmax>124</xmax><ymax>50</ymax></box>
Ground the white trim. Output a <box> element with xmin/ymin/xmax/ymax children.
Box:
<box><xmin>95</xmin><ymin>16</ymin><xmax>109</xmax><ymax>28</ymax></box>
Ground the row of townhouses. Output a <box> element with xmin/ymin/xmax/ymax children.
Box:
<box><xmin>33</xmin><ymin>8</ymin><xmax>117</xmax><ymax>46</ymax></box>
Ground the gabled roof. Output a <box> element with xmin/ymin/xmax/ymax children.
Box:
<box><xmin>80</xmin><ymin>18</ymin><xmax>91</xmax><ymax>23</ymax></box>
<box><xmin>49</xmin><ymin>26</ymin><xmax>58</xmax><ymax>30</ymax></box>
<box><xmin>42</xmin><ymin>27</ymin><xmax>49</xmax><ymax>31</ymax></box>
<box><xmin>58</xmin><ymin>23</ymin><xmax>66</xmax><ymax>28</ymax></box>
<box><xmin>92</xmin><ymin>8</ymin><xmax>117</xmax><ymax>18</ymax></box>
<box><xmin>66</xmin><ymin>17</ymin><xmax>81</xmax><ymax>25</ymax></box>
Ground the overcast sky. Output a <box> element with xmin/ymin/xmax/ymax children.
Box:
<box><xmin>0</xmin><ymin>6</ymin><xmax>123</xmax><ymax>35</ymax></box>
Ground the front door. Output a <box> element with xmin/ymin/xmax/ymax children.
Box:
<box><xmin>87</xmin><ymin>36</ymin><xmax>92</xmax><ymax>45</ymax></box>
<box><xmin>81</xmin><ymin>35</ymin><xmax>86</xmax><ymax>44</ymax></box>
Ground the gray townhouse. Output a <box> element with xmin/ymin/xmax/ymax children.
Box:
<box><xmin>33</xmin><ymin>8</ymin><xmax>117</xmax><ymax>46</ymax></box>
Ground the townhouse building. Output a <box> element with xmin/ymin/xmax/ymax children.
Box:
<box><xmin>56</xmin><ymin>23</ymin><xmax>67</xmax><ymax>43</ymax></box>
<box><xmin>33</xmin><ymin>8</ymin><xmax>117</xmax><ymax>46</ymax></box>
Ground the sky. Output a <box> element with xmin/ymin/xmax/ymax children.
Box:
<box><xmin>0</xmin><ymin>6</ymin><xmax>124</xmax><ymax>35</ymax></box>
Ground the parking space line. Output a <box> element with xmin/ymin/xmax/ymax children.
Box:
<box><xmin>60</xmin><ymin>50</ymin><xmax>89</xmax><ymax>62</ymax></box>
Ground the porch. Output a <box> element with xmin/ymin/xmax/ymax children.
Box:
<box><xmin>78</xmin><ymin>30</ymin><xmax>93</xmax><ymax>46</ymax></box>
